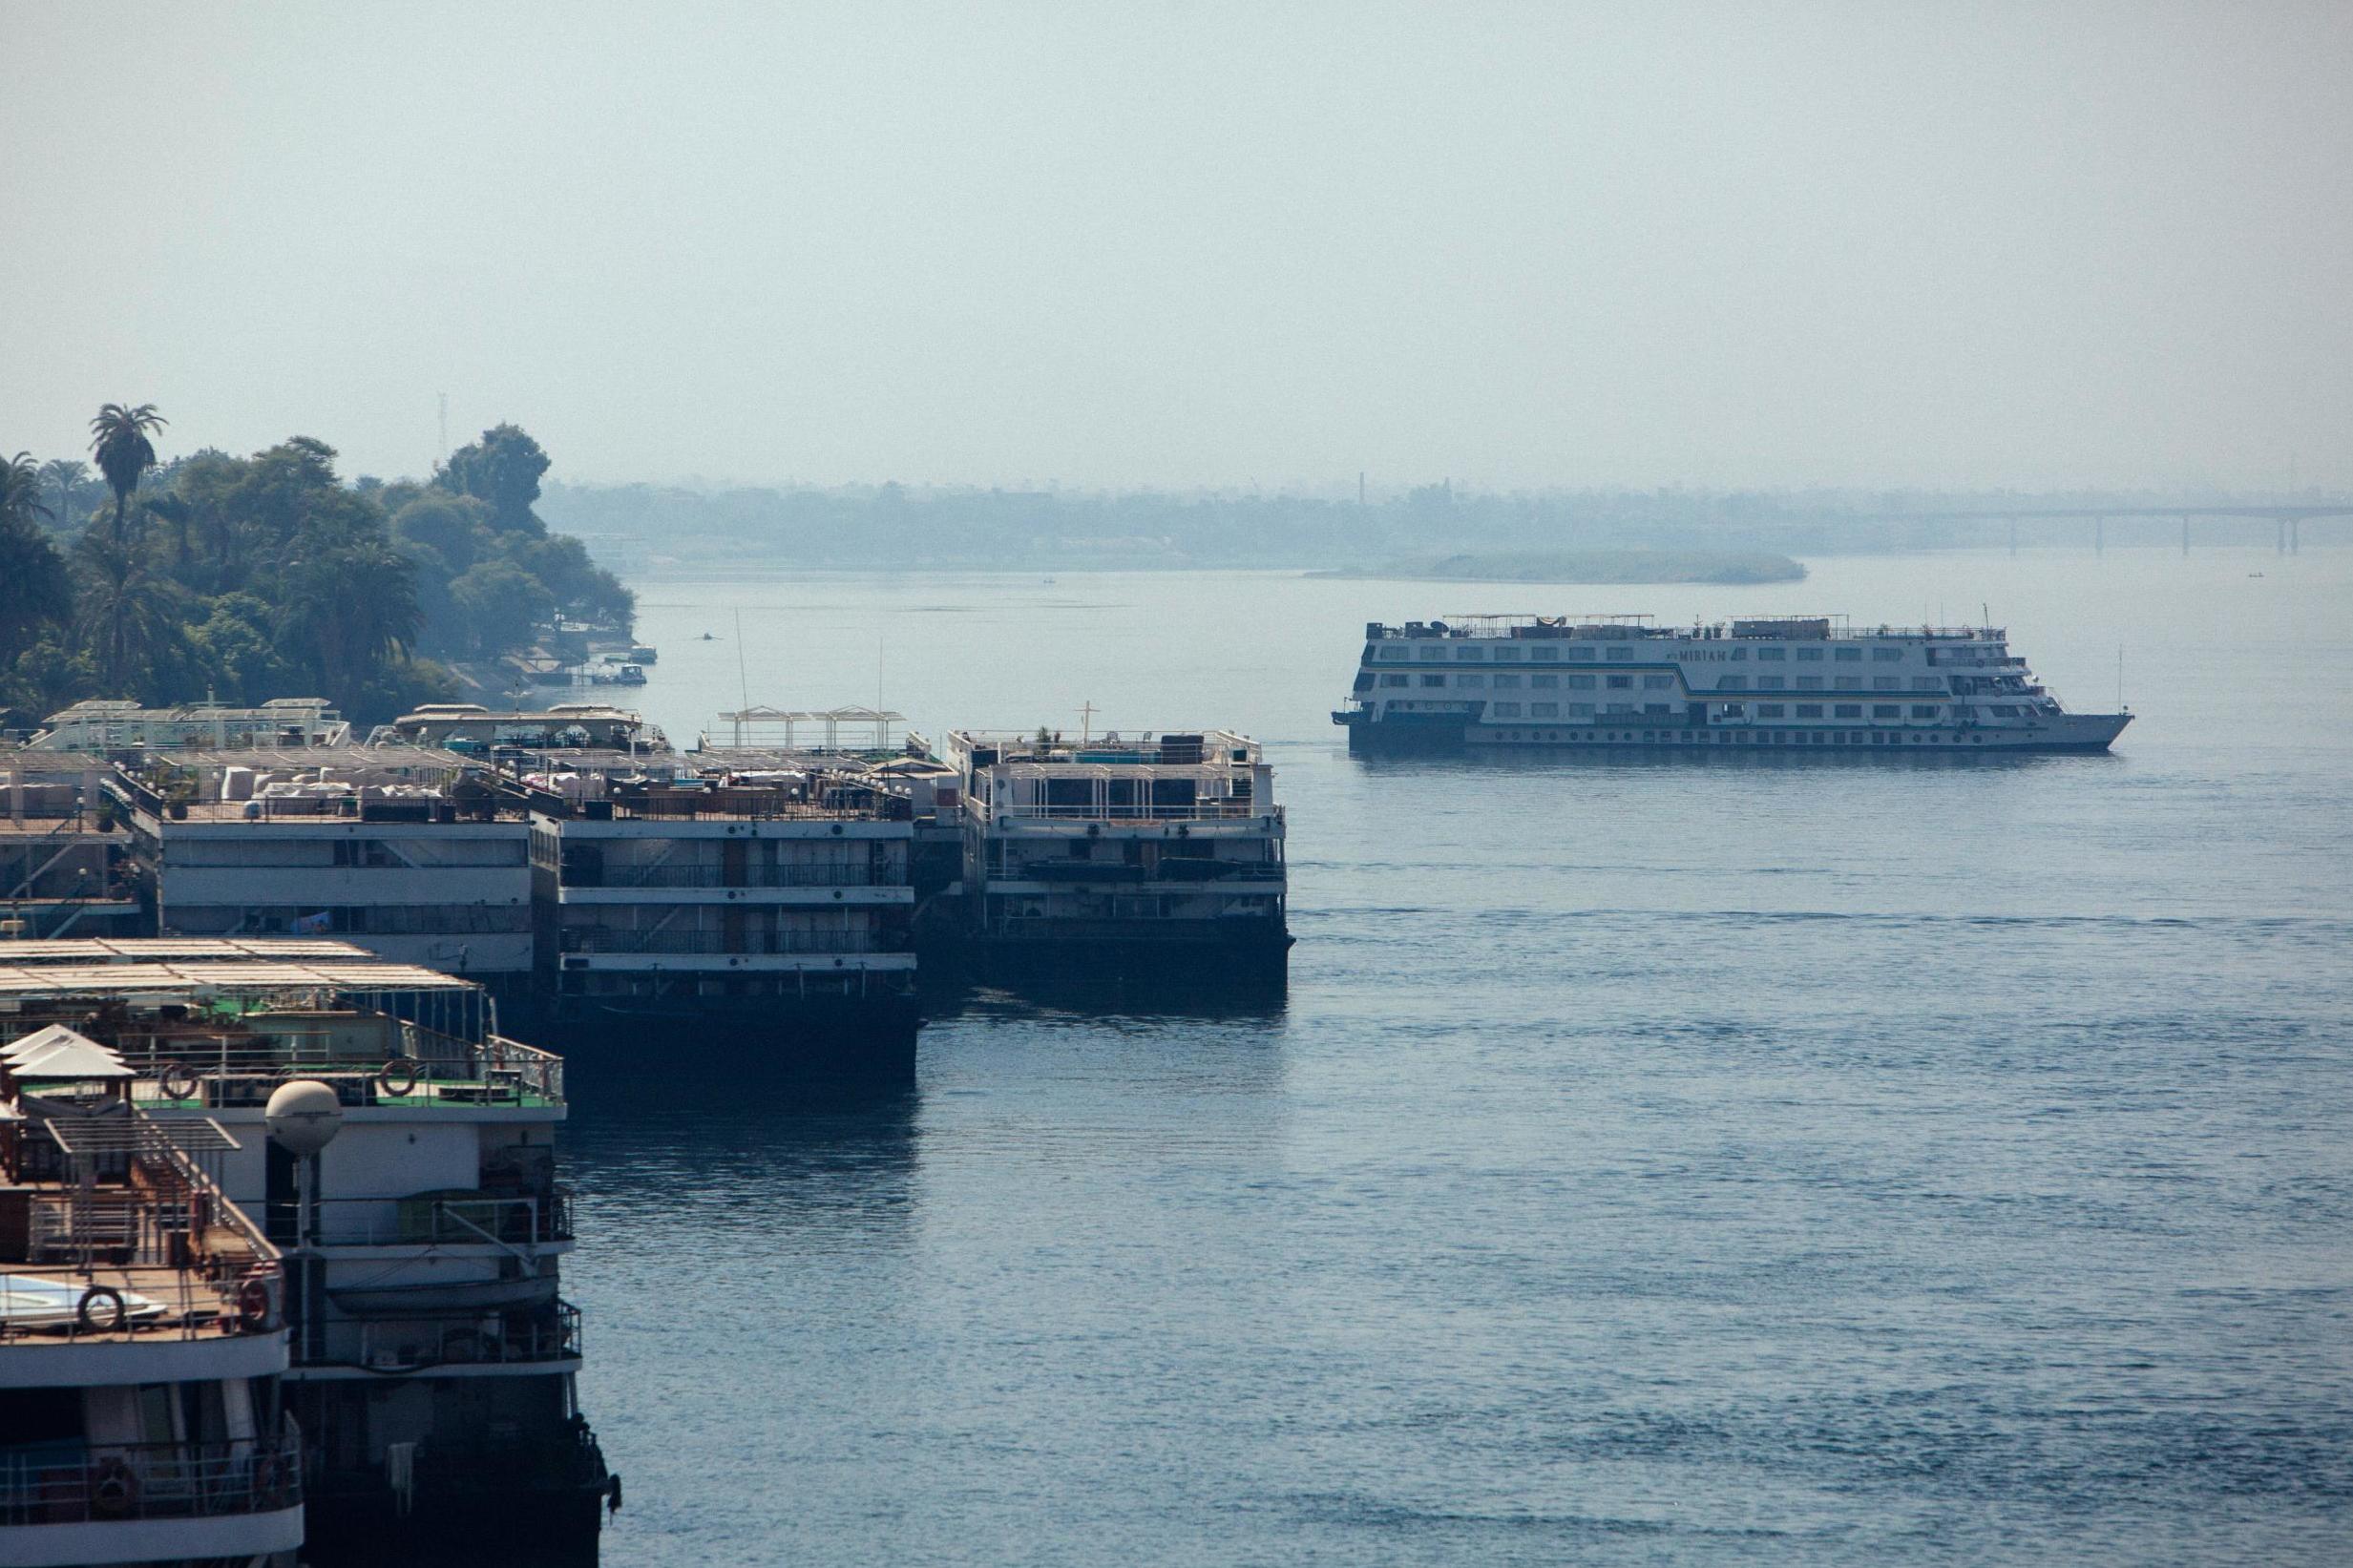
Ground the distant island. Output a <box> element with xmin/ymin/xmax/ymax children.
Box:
<box><xmin>1306</xmin><ymin>549</ymin><xmax>1805</xmax><ymax>585</ymax></box>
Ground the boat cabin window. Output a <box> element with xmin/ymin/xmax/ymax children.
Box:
<box><xmin>1836</xmin><ymin>647</ymin><xmax>1863</xmax><ymax>661</ymax></box>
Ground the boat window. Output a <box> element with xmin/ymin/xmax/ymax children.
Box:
<box><xmin>1757</xmin><ymin>703</ymin><xmax>1786</xmax><ymax>718</ymax></box>
<box><xmin>1532</xmin><ymin>702</ymin><xmax>1559</xmax><ymax>717</ymax></box>
<box><xmin>1910</xmin><ymin>704</ymin><xmax>1940</xmax><ymax>719</ymax></box>
<box><xmin>1530</xmin><ymin>674</ymin><xmax>1558</xmax><ymax>689</ymax></box>
<box><xmin>1531</xmin><ymin>647</ymin><xmax>1559</xmax><ymax>661</ymax></box>
<box><xmin>1758</xmin><ymin>677</ymin><xmax>1785</xmax><ymax>690</ymax></box>
<box><xmin>1834</xmin><ymin>703</ymin><xmax>1862</xmax><ymax>718</ymax></box>
<box><xmin>1874</xmin><ymin>677</ymin><xmax>1901</xmax><ymax>691</ymax></box>
<box><xmin>1796</xmin><ymin>647</ymin><xmax>1824</xmax><ymax>661</ymax></box>
<box><xmin>1836</xmin><ymin>647</ymin><xmax>1862</xmax><ymax>661</ymax></box>
<box><xmin>1493</xmin><ymin>674</ymin><xmax>1522</xmax><ymax>689</ymax></box>
<box><xmin>1492</xmin><ymin>702</ymin><xmax>1522</xmax><ymax>717</ymax></box>
<box><xmin>1796</xmin><ymin>704</ymin><xmax>1823</xmax><ymax>717</ymax></box>
<box><xmin>1873</xmin><ymin>704</ymin><xmax>1901</xmax><ymax>718</ymax></box>
<box><xmin>1758</xmin><ymin>646</ymin><xmax>1786</xmax><ymax>660</ymax></box>
<box><xmin>1606</xmin><ymin>675</ymin><xmax>1632</xmax><ymax>689</ymax></box>
<box><xmin>1567</xmin><ymin>646</ymin><xmax>1595</xmax><ymax>660</ymax></box>
<box><xmin>1458</xmin><ymin>674</ymin><xmax>1486</xmax><ymax>687</ymax></box>
<box><xmin>1494</xmin><ymin>646</ymin><xmax>1522</xmax><ymax>661</ymax></box>
<box><xmin>1718</xmin><ymin>676</ymin><xmax>1746</xmax><ymax>691</ymax></box>
<box><xmin>1872</xmin><ymin>647</ymin><xmax>1904</xmax><ymax>661</ymax></box>
<box><xmin>1796</xmin><ymin>677</ymin><xmax>1822</xmax><ymax>690</ymax></box>
<box><xmin>1642</xmin><ymin>675</ymin><xmax>1674</xmax><ymax>689</ymax></box>
<box><xmin>1455</xmin><ymin>645</ymin><xmax>1483</xmax><ymax>660</ymax></box>
<box><xmin>1379</xmin><ymin>674</ymin><xmax>1408</xmax><ymax>687</ymax></box>
<box><xmin>1419</xmin><ymin>675</ymin><xmax>1446</xmax><ymax>688</ymax></box>
<box><xmin>1566</xmin><ymin>674</ymin><xmax>1596</xmax><ymax>690</ymax></box>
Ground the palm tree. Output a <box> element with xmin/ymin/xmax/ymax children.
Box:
<box><xmin>1</xmin><ymin>452</ymin><xmax>53</xmax><ymax>529</ymax></box>
<box><xmin>88</xmin><ymin>403</ymin><xmax>167</xmax><ymax>544</ymax></box>
<box><xmin>73</xmin><ymin>532</ymin><xmax>180</xmax><ymax>697</ymax></box>
<box><xmin>279</xmin><ymin>544</ymin><xmax>423</xmax><ymax>699</ymax></box>
<box><xmin>37</xmin><ymin>458</ymin><xmax>93</xmax><ymax>528</ymax></box>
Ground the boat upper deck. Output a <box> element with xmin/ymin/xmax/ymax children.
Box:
<box><xmin>1368</xmin><ymin>614</ymin><xmax>2011</xmax><ymax>644</ymax></box>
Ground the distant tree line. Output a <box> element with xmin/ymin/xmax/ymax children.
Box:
<box><xmin>0</xmin><ymin>411</ymin><xmax>633</xmax><ymax>729</ymax></box>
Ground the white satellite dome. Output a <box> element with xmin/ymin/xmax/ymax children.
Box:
<box><xmin>264</xmin><ymin>1079</ymin><xmax>345</xmax><ymax>1155</ymax></box>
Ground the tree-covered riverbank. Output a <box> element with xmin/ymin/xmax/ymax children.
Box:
<box><xmin>0</xmin><ymin>412</ymin><xmax>632</xmax><ymax>728</ymax></box>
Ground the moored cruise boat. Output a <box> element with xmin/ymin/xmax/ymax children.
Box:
<box><xmin>0</xmin><ymin>939</ymin><xmax>616</xmax><ymax>1564</ymax></box>
<box><xmin>1334</xmin><ymin>615</ymin><xmax>2132</xmax><ymax>755</ymax></box>
<box><xmin>946</xmin><ymin>728</ymin><xmax>1291</xmax><ymax>987</ymax></box>
<box><xmin>0</xmin><ymin>1029</ymin><xmax>302</xmax><ymax>1568</ymax></box>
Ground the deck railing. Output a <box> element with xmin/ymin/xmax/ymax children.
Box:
<box><xmin>557</xmin><ymin>928</ymin><xmax>874</xmax><ymax>956</ymax></box>
<box><xmin>0</xmin><ymin>1423</ymin><xmax>302</xmax><ymax>1527</ymax></box>
<box><xmin>309</xmin><ymin>1301</ymin><xmax>582</xmax><ymax>1371</ymax></box>
<box><xmin>122</xmin><ymin>1025</ymin><xmax>563</xmax><ymax>1108</ymax></box>
<box><xmin>566</xmin><ymin>862</ymin><xmax>879</xmax><ymax>889</ymax></box>
<box><xmin>304</xmin><ymin>1191</ymin><xmax>573</xmax><ymax>1247</ymax></box>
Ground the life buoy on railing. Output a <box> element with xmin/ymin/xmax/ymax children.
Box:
<box><xmin>376</xmin><ymin>1056</ymin><xmax>423</xmax><ymax>1098</ymax></box>
<box><xmin>90</xmin><ymin>1457</ymin><xmax>138</xmax><ymax>1519</ymax></box>
<box><xmin>76</xmin><ymin>1286</ymin><xmax>128</xmax><ymax>1334</ymax></box>
<box><xmin>237</xmin><ymin>1277</ymin><xmax>273</xmax><ymax>1332</ymax></box>
<box><xmin>158</xmin><ymin>1061</ymin><xmax>202</xmax><ymax>1101</ymax></box>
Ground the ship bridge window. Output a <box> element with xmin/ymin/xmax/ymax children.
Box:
<box><xmin>1758</xmin><ymin>646</ymin><xmax>1787</xmax><ymax>660</ymax></box>
<box><xmin>1991</xmin><ymin>704</ymin><xmax>2020</xmax><ymax>717</ymax></box>
<box><xmin>1796</xmin><ymin>647</ymin><xmax>1824</xmax><ymax>661</ymax></box>
<box><xmin>1836</xmin><ymin>647</ymin><xmax>1862</xmax><ymax>662</ymax></box>
<box><xmin>1377</xmin><ymin>646</ymin><xmax>1406</xmax><ymax>660</ymax></box>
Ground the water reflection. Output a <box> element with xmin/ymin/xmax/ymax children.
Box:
<box><xmin>562</xmin><ymin>1049</ymin><xmax>922</xmax><ymax>1253</ymax></box>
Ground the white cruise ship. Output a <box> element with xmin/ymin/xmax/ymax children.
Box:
<box><xmin>0</xmin><ymin>1026</ymin><xmax>302</xmax><ymax>1568</ymax></box>
<box><xmin>1334</xmin><ymin>615</ymin><xmax>2132</xmax><ymax>755</ymax></box>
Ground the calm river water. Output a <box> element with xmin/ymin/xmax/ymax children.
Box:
<box><xmin>559</xmin><ymin>547</ymin><xmax>2353</xmax><ymax>1566</ymax></box>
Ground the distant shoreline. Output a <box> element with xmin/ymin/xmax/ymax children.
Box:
<box><xmin>1304</xmin><ymin>550</ymin><xmax>1806</xmax><ymax>586</ymax></box>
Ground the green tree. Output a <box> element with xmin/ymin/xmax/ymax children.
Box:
<box><xmin>72</xmin><ymin>531</ymin><xmax>183</xmax><ymax>696</ymax></box>
<box><xmin>187</xmin><ymin>593</ymin><xmax>286</xmax><ymax>702</ymax></box>
<box><xmin>2</xmin><ymin>452</ymin><xmax>53</xmax><ymax>530</ymax></box>
<box><xmin>37</xmin><ymin>458</ymin><xmax>96</xmax><ymax>532</ymax></box>
<box><xmin>88</xmin><ymin>403</ymin><xmax>167</xmax><ymax>544</ymax></box>
<box><xmin>1</xmin><ymin>474</ymin><xmax>74</xmax><ymax>668</ymax></box>
<box><xmin>438</xmin><ymin>423</ymin><xmax>550</xmax><ymax>533</ymax></box>
<box><xmin>446</xmin><ymin>559</ymin><xmax>553</xmax><ymax>656</ymax></box>
<box><xmin>277</xmin><ymin>543</ymin><xmax>422</xmax><ymax>698</ymax></box>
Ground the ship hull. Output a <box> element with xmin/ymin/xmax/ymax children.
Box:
<box><xmin>1339</xmin><ymin>712</ymin><xmax>2131</xmax><ymax>757</ymax></box>
<box><xmin>519</xmin><ymin>991</ymin><xmax>920</xmax><ymax>1083</ymax></box>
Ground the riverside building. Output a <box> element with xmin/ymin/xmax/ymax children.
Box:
<box><xmin>1335</xmin><ymin>615</ymin><xmax>2132</xmax><ymax>754</ymax></box>
<box><xmin>946</xmin><ymin>729</ymin><xmax>1290</xmax><ymax>985</ymax></box>
<box><xmin>0</xmin><ymin>938</ymin><xmax>615</xmax><ymax>1564</ymax></box>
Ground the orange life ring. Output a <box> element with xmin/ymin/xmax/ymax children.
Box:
<box><xmin>376</xmin><ymin>1056</ymin><xmax>423</xmax><ymax>1098</ymax></box>
<box><xmin>237</xmin><ymin>1277</ymin><xmax>272</xmax><ymax>1331</ymax></box>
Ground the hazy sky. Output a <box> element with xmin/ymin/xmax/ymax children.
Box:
<box><xmin>4</xmin><ymin>2</ymin><xmax>2349</xmax><ymax>491</ymax></box>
